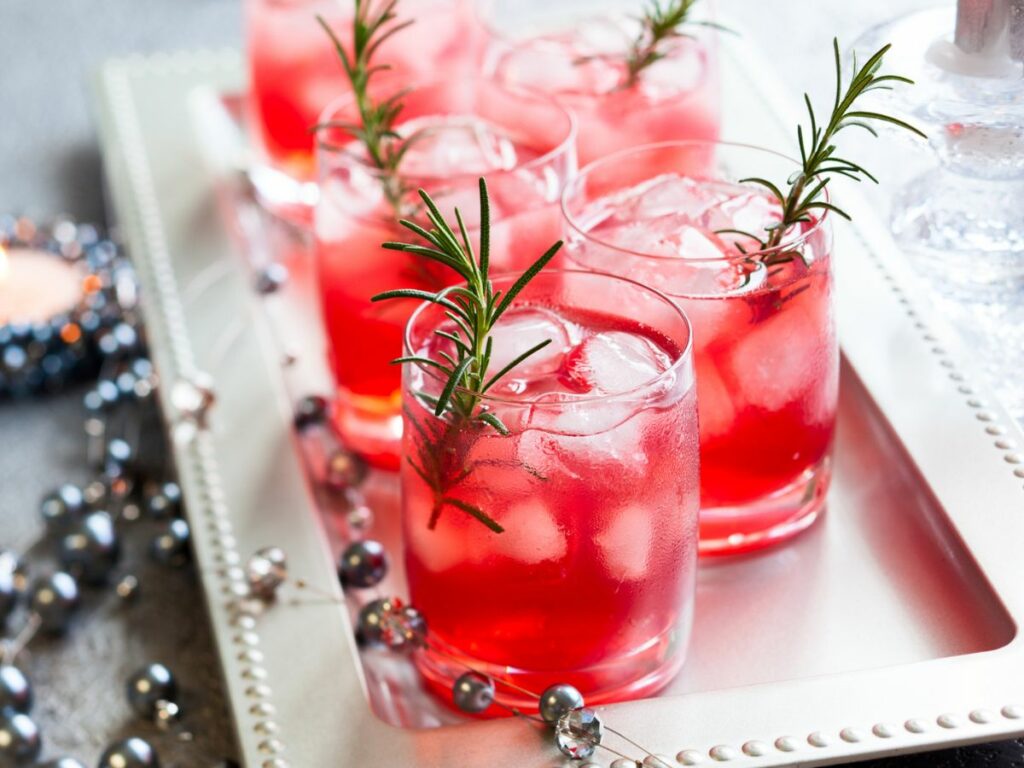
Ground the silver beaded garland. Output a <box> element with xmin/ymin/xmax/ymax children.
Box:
<box><xmin>245</xmin><ymin>547</ymin><xmax>288</xmax><ymax>600</ymax></box>
<box><xmin>0</xmin><ymin>666</ymin><xmax>32</xmax><ymax>714</ymax></box>
<box><xmin>57</xmin><ymin>511</ymin><xmax>120</xmax><ymax>585</ymax></box>
<box><xmin>452</xmin><ymin>672</ymin><xmax>495</xmax><ymax>714</ymax></box>
<box><xmin>0</xmin><ymin>711</ymin><xmax>41</xmax><ymax>765</ymax></box>
<box><xmin>355</xmin><ymin>597</ymin><xmax>427</xmax><ymax>650</ymax></box>
<box><xmin>126</xmin><ymin>663</ymin><xmax>177</xmax><ymax>719</ymax></box>
<box><xmin>98</xmin><ymin>737</ymin><xmax>160</xmax><ymax>768</ymax></box>
<box><xmin>37</xmin><ymin>759</ymin><xmax>87</xmax><ymax>768</ymax></box>
<box><xmin>338</xmin><ymin>540</ymin><xmax>387</xmax><ymax>589</ymax></box>
<box><xmin>539</xmin><ymin>683</ymin><xmax>585</xmax><ymax>725</ymax></box>
<box><xmin>28</xmin><ymin>572</ymin><xmax>79</xmax><ymax>634</ymax></box>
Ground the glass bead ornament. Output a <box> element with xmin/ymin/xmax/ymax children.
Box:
<box><xmin>143</xmin><ymin>482</ymin><xmax>182</xmax><ymax>519</ymax></box>
<box><xmin>452</xmin><ymin>672</ymin><xmax>495</xmax><ymax>714</ymax></box>
<box><xmin>58</xmin><ymin>510</ymin><xmax>120</xmax><ymax>585</ymax></box>
<box><xmin>245</xmin><ymin>547</ymin><xmax>288</xmax><ymax>600</ymax></box>
<box><xmin>38</xmin><ymin>759</ymin><xmax>87</xmax><ymax>768</ymax></box>
<box><xmin>324</xmin><ymin>450</ymin><xmax>368</xmax><ymax>492</ymax></box>
<box><xmin>0</xmin><ymin>711</ymin><xmax>42</xmax><ymax>765</ymax></box>
<box><xmin>39</xmin><ymin>484</ymin><xmax>86</xmax><ymax>533</ymax></box>
<box><xmin>338</xmin><ymin>540</ymin><xmax>387</xmax><ymax>589</ymax></box>
<box><xmin>255</xmin><ymin>262</ymin><xmax>289</xmax><ymax>294</ymax></box>
<box><xmin>556</xmin><ymin>708</ymin><xmax>604</xmax><ymax>760</ymax></box>
<box><xmin>355</xmin><ymin>597</ymin><xmax>427</xmax><ymax>650</ymax></box>
<box><xmin>149</xmin><ymin>519</ymin><xmax>191</xmax><ymax>567</ymax></box>
<box><xmin>98</xmin><ymin>737</ymin><xmax>160</xmax><ymax>768</ymax></box>
<box><xmin>539</xmin><ymin>683</ymin><xmax>585</xmax><ymax>725</ymax></box>
<box><xmin>153</xmin><ymin>700</ymin><xmax>182</xmax><ymax>732</ymax></box>
<box><xmin>28</xmin><ymin>572</ymin><xmax>80</xmax><ymax>634</ymax></box>
<box><xmin>0</xmin><ymin>665</ymin><xmax>32</xmax><ymax>714</ymax></box>
<box><xmin>126</xmin><ymin>663</ymin><xmax>178</xmax><ymax>719</ymax></box>
<box><xmin>293</xmin><ymin>395</ymin><xmax>329</xmax><ymax>431</ymax></box>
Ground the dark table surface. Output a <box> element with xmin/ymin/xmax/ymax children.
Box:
<box><xmin>1</xmin><ymin>0</ymin><xmax>1022</xmax><ymax>766</ymax></box>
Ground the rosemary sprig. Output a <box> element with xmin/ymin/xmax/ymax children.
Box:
<box><xmin>625</xmin><ymin>0</ymin><xmax>722</xmax><ymax>86</ymax></box>
<box><xmin>372</xmin><ymin>179</ymin><xmax>562</xmax><ymax>533</ymax></box>
<box><xmin>728</xmin><ymin>39</ymin><xmax>926</xmax><ymax>256</ymax></box>
<box><xmin>316</xmin><ymin>0</ymin><xmax>414</xmax><ymax>213</ymax></box>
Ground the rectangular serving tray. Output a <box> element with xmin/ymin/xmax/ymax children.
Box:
<box><xmin>93</xmin><ymin>29</ymin><xmax>1024</xmax><ymax>768</ymax></box>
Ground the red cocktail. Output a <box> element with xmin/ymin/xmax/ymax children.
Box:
<box><xmin>562</xmin><ymin>142</ymin><xmax>838</xmax><ymax>554</ymax></box>
<box><xmin>483</xmin><ymin>2</ymin><xmax>720</xmax><ymax>166</ymax></box>
<box><xmin>315</xmin><ymin>81</ymin><xmax>576</xmax><ymax>467</ymax></box>
<box><xmin>246</xmin><ymin>0</ymin><xmax>484</xmax><ymax>217</ymax></box>
<box><xmin>403</xmin><ymin>270</ymin><xmax>700</xmax><ymax>706</ymax></box>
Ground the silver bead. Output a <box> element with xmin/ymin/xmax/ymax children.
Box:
<box><xmin>40</xmin><ymin>484</ymin><xmax>85</xmax><ymax>532</ymax></box>
<box><xmin>127</xmin><ymin>663</ymin><xmax>177</xmax><ymax>719</ymax></box>
<box><xmin>338</xmin><ymin>540</ymin><xmax>387</xmax><ymax>589</ymax></box>
<box><xmin>255</xmin><ymin>263</ymin><xmax>289</xmax><ymax>294</ymax></box>
<box><xmin>0</xmin><ymin>712</ymin><xmax>41</xmax><ymax>765</ymax></box>
<box><xmin>170</xmin><ymin>374</ymin><xmax>216</xmax><ymax>425</ymax></box>
<box><xmin>98</xmin><ymin>737</ymin><xmax>160</xmax><ymax>768</ymax></box>
<box><xmin>38</xmin><ymin>759</ymin><xmax>87</xmax><ymax>768</ymax></box>
<box><xmin>0</xmin><ymin>666</ymin><xmax>32</xmax><ymax>714</ymax></box>
<box><xmin>452</xmin><ymin>672</ymin><xmax>494</xmax><ymax>714</ymax></box>
<box><xmin>246</xmin><ymin>548</ymin><xmax>287</xmax><ymax>600</ymax></box>
<box><xmin>556</xmin><ymin>707</ymin><xmax>603</xmax><ymax>760</ymax></box>
<box><xmin>539</xmin><ymin>683</ymin><xmax>584</xmax><ymax>725</ymax></box>
<box><xmin>115</xmin><ymin>574</ymin><xmax>140</xmax><ymax>602</ymax></box>
<box><xmin>150</xmin><ymin>519</ymin><xmax>191</xmax><ymax>567</ymax></box>
<box><xmin>345</xmin><ymin>501</ymin><xmax>373</xmax><ymax>534</ymax></box>
<box><xmin>153</xmin><ymin>700</ymin><xmax>182</xmax><ymax>731</ymax></box>
<box><xmin>58</xmin><ymin>511</ymin><xmax>120</xmax><ymax>585</ymax></box>
<box><xmin>28</xmin><ymin>572</ymin><xmax>80</xmax><ymax>634</ymax></box>
<box><xmin>293</xmin><ymin>395</ymin><xmax>328</xmax><ymax>431</ymax></box>
<box><xmin>325</xmin><ymin>450</ymin><xmax>368</xmax><ymax>491</ymax></box>
<box><xmin>355</xmin><ymin>597</ymin><xmax>427</xmax><ymax>650</ymax></box>
<box><xmin>143</xmin><ymin>482</ymin><xmax>182</xmax><ymax>519</ymax></box>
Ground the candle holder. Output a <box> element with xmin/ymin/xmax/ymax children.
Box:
<box><xmin>852</xmin><ymin>3</ymin><xmax>1024</xmax><ymax>301</ymax></box>
<box><xmin>0</xmin><ymin>215</ymin><xmax>142</xmax><ymax>399</ymax></box>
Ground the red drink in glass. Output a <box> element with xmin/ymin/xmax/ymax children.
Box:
<box><xmin>314</xmin><ymin>80</ymin><xmax>576</xmax><ymax>468</ymax></box>
<box><xmin>562</xmin><ymin>142</ymin><xmax>838</xmax><ymax>554</ymax></box>
<box><xmin>246</xmin><ymin>0</ymin><xmax>484</xmax><ymax>217</ymax></box>
<box><xmin>403</xmin><ymin>270</ymin><xmax>700</xmax><ymax>706</ymax></box>
<box><xmin>483</xmin><ymin>2</ymin><xmax>720</xmax><ymax>166</ymax></box>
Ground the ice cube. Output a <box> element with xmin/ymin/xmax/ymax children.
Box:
<box><xmin>700</xmin><ymin>189</ymin><xmax>782</xmax><ymax>248</ymax></box>
<box><xmin>626</xmin><ymin>174</ymin><xmax>717</xmax><ymax>221</ymax></box>
<box><xmin>722</xmin><ymin>288</ymin><xmax>825</xmax><ymax>413</ymax></box>
<box><xmin>596</xmin><ymin>503</ymin><xmax>653</xmax><ymax>581</ymax></box>
<box><xmin>398</xmin><ymin>116</ymin><xmax>519</xmax><ymax>177</ymax></box>
<box><xmin>494</xmin><ymin>35</ymin><xmax>623</xmax><ymax>96</ymax></box>
<box><xmin>693</xmin><ymin>356</ymin><xmax>738</xmax><ymax>440</ymax></box>
<box><xmin>560</xmin><ymin>331</ymin><xmax>671</xmax><ymax>395</ymax></box>
<box><xmin>486</xmin><ymin>307</ymin><xmax>577</xmax><ymax>389</ymax></box>
<box><xmin>494</xmin><ymin>499</ymin><xmax>567</xmax><ymax>564</ymax></box>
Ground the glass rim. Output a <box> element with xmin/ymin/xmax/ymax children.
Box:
<box><xmin>315</xmin><ymin>77</ymin><xmax>578</xmax><ymax>186</ymax></box>
<box><xmin>402</xmin><ymin>268</ymin><xmax>694</xmax><ymax>408</ymax></box>
<box><xmin>560</xmin><ymin>139</ymin><xmax>831</xmax><ymax>265</ymax></box>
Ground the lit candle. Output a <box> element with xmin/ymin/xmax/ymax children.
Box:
<box><xmin>0</xmin><ymin>244</ymin><xmax>86</xmax><ymax>325</ymax></box>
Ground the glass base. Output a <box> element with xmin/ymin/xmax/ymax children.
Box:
<box><xmin>698</xmin><ymin>456</ymin><xmax>831</xmax><ymax>556</ymax></box>
<box><xmin>892</xmin><ymin>168</ymin><xmax>1024</xmax><ymax>302</ymax></box>
<box><xmin>330</xmin><ymin>392</ymin><xmax>402</xmax><ymax>471</ymax></box>
<box><xmin>247</xmin><ymin>161</ymin><xmax>319</xmax><ymax>227</ymax></box>
<box><xmin>415</xmin><ymin>612</ymin><xmax>691</xmax><ymax>715</ymax></box>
